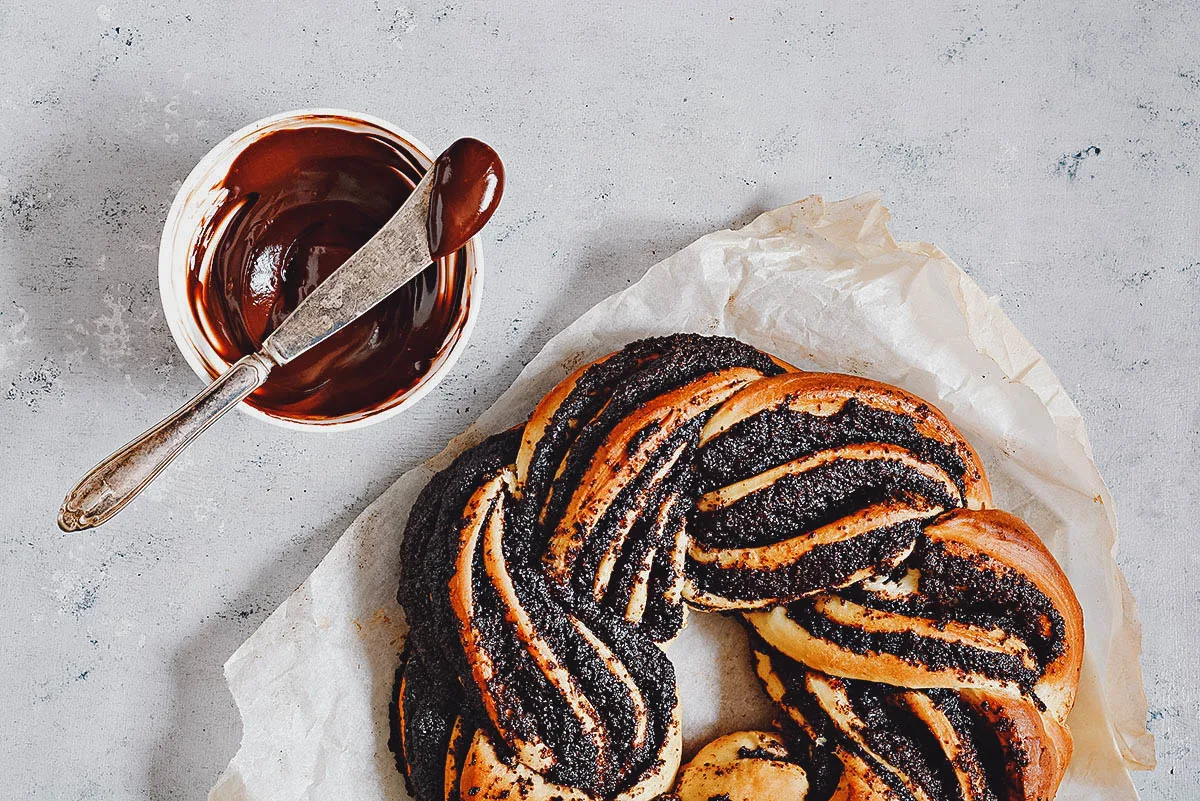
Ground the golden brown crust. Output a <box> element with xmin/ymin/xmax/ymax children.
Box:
<box><xmin>457</xmin><ymin>715</ymin><xmax>681</xmax><ymax>801</ymax></box>
<box><xmin>544</xmin><ymin>366</ymin><xmax>764</xmax><ymax>587</ymax></box>
<box><xmin>962</xmin><ymin>690</ymin><xmax>1074</xmax><ymax>801</ymax></box>
<box><xmin>443</xmin><ymin>716</ymin><xmax>472</xmax><ymax>801</ymax></box>
<box><xmin>516</xmin><ymin>352</ymin><xmax>620</xmax><ymax>495</ymax></box>
<box><xmin>684</xmin><ymin>370</ymin><xmax>995</xmax><ymax>614</ymax></box>
<box><xmin>930</xmin><ymin>509</ymin><xmax>1084</xmax><ymax>722</ymax></box>
<box><xmin>701</xmin><ymin>371</ymin><xmax>992</xmax><ymax>508</ymax></box>
<box><xmin>748</xmin><ymin>509</ymin><xmax>1082</xmax><ymax>725</ymax></box>
<box><xmin>674</xmin><ymin>730</ymin><xmax>810</xmax><ymax>801</ymax></box>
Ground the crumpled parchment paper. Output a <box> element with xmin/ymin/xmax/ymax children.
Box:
<box><xmin>209</xmin><ymin>192</ymin><xmax>1155</xmax><ymax>801</ymax></box>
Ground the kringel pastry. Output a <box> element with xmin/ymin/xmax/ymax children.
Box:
<box><xmin>392</xmin><ymin>333</ymin><xmax>1084</xmax><ymax>801</ymax></box>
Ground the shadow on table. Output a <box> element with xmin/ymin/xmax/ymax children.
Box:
<box><xmin>500</xmin><ymin>195</ymin><xmax>785</xmax><ymax>402</ymax></box>
<box><xmin>145</xmin><ymin>498</ymin><xmax>369</xmax><ymax>800</ymax></box>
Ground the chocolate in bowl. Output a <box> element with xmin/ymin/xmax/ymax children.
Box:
<box><xmin>162</xmin><ymin>111</ymin><xmax>479</xmax><ymax>426</ymax></box>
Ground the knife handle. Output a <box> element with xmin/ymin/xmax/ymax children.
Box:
<box><xmin>58</xmin><ymin>353</ymin><xmax>274</xmax><ymax>532</ymax></box>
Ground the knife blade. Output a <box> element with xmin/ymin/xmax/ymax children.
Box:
<box><xmin>261</xmin><ymin>168</ymin><xmax>435</xmax><ymax>366</ymax></box>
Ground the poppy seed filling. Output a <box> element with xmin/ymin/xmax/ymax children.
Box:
<box><xmin>391</xmin><ymin>334</ymin><xmax>1084</xmax><ymax>801</ymax></box>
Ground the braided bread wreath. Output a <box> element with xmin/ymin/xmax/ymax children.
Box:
<box><xmin>392</xmin><ymin>333</ymin><xmax>1084</xmax><ymax>801</ymax></box>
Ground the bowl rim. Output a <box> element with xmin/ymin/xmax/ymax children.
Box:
<box><xmin>158</xmin><ymin>107</ymin><xmax>484</xmax><ymax>432</ymax></box>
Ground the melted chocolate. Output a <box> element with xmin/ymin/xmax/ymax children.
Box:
<box><xmin>427</xmin><ymin>137</ymin><xmax>504</xmax><ymax>260</ymax></box>
<box><xmin>188</xmin><ymin>121</ymin><xmax>470</xmax><ymax>420</ymax></box>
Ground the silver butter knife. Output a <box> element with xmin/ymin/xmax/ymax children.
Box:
<box><xmin>60</xmin><ymin>137</ymin><xmax>503</xmax><ymax>531</ymax></box>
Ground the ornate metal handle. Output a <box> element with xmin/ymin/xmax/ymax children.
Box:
<box><xmin>58</xmin><ymin>353</ymin><xmax>274</xmax><ymax>531</ymax></box>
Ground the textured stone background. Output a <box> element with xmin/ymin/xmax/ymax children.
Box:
<box><xmin>2</xmin><ymin>1</ymin><xmax>1195</xmax><ymax>798</ymax></box>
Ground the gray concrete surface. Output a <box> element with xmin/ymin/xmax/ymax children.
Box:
<box><xmin>1</xmin><ymin>1</ymin><xmax>1195</xmax><ymax>798</ymax></box>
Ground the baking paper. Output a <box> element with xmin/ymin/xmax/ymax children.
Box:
<box><xmin>209</xmin><ymin>192</ymin><xmax>1155</xmax><ymax>801</ymax></box>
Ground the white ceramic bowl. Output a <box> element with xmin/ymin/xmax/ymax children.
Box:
<box><xmin>159</xmin><ymin>109</ymin><xmax>483</xmax><ymax>431</ymax></box>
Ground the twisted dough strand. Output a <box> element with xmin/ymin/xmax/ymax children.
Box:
<box><xmin>393</xmin><ymin>334</ymin><xmax>1083</xmax><ymax>801</ymax></box>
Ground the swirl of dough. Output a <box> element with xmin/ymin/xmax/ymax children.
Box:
<box><xmin>752</xmin><ymin>646</ymin><xmax>1075</xmax><ymax>801</ymax></box>
<box><xmin>392</xmin><ymin>334</ymin><xmax>1083</xmax><ymax>801</ymax></box>
<box><xmin>748</xmin><ymin>509</ymin><xmax>1083</xmax><ymax>722</ymax></box>
<box><xmin>396</xmin><ymin>336</ymin><xmax>782</xmax><ymax>799</ymax></box>
<box><xmin>685</xmin><ymin>372</ymin><xmax>991</xmax><ymax>610</ymax></box>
